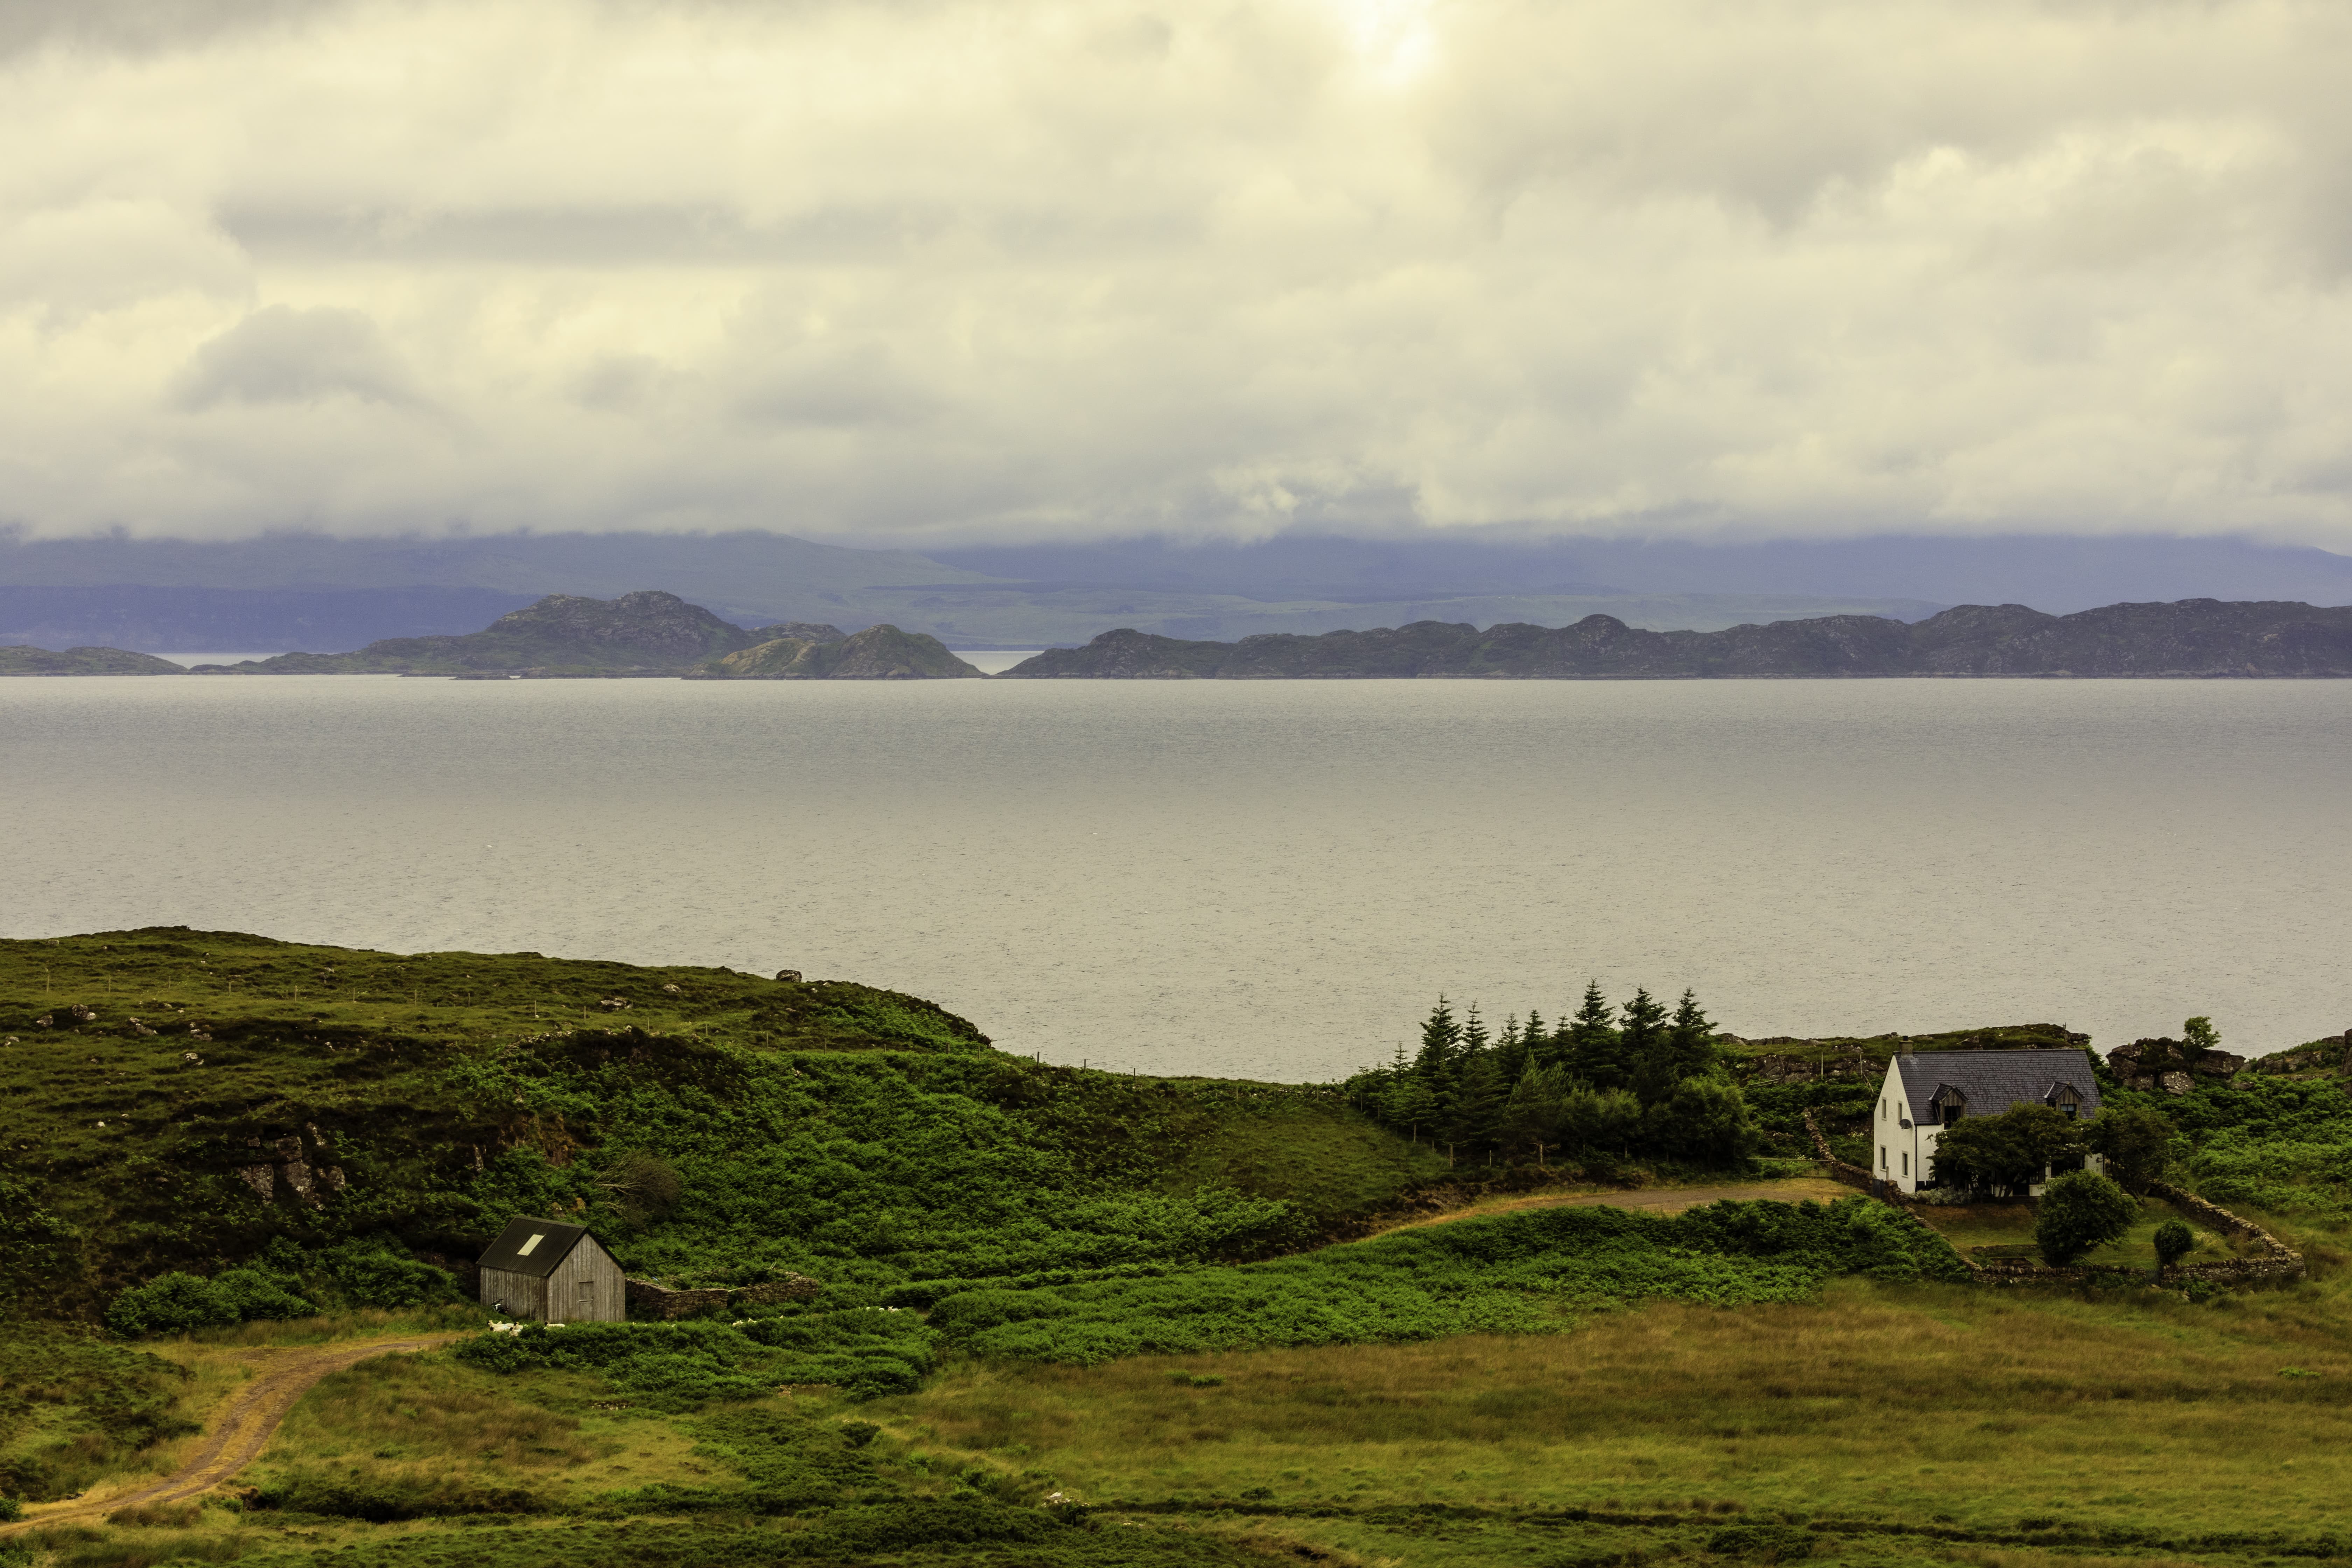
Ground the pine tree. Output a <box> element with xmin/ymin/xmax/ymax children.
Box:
<box><xmin>1564</xmin><ymin>981</ymin><xmax>1624</xmax><ymax>1090</ymax></box>
<box><xmin>1494</xmin><ymin>1018</ymin><xmax>1531</xmax><ymax>1088</ymax></box>
<box><xmin>1385</xmin><ymin>1072</ymin><xmax>1442</xmax><ymax>1143</ymax></box>
<box><xmin>1462</xmin><ymin>1003</ymin><xmax>1491</xmax><ymax>1057</ymax></box>
<box><xmin>1620</xmin><ymin>987</ymin><xmax>1673</xmax><ymax>1106</ymax></box>
<box><xmin>1414</xmin><ymin>996</ymin><xmax>1462</xmax><ymax>1086</ymax></box>
<box><xmin>1502</xmin><ymin>1064</ymin><xmax>1568</xmax><ymax>1155</ymax></box>
<box><xmin>1447</xmin><ymin>1050</ymin><xmax>1509</xmax><ymax>1153</ymax></box>
<box><xmin>1664</xmin><ymin>989</ymin><xmax>1717</xmax><ymax>1083</ymax></box>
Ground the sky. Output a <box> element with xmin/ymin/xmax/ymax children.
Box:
<box><xmin>3</xmin><ymin>0</ymin><xmax>2351</xmax><ymax>549</ymax></box>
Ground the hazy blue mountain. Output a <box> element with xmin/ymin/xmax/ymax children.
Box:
<box><xmin>0</xmin><ymin>585</ymin><xmax>539</xmax><ymax>653</ymax></box>
<box><xmin>12</xmin><ymin>527</ymin><xmax>2346</xmax><ymax>647</ymax></box>
<box><xmin>930</xmin><ymin>532</ymin><xmax>2352</xmax><ymax>615</ymax></box>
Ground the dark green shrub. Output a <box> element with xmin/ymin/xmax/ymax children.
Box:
<box><xmin>250</xmin><ymin>1468</ymin><xmax>538</xmax><ymax>1520</ymax></box>
<box><xmin>0</xmin><ymin>1497</ymin><xmax>20</xmax><ymax>1522</ymax></box>
<box><xmin>2153</xmin><ymin>1219</ymin><xmax>2196</xmax><ymax>1272</ymax></box>
<box><xmin>2036</xmin><ymin>1171</ymin><xmax>2140</xmax><ymax>1265</ymax></box>
<box><xmin>212</xmin><ymin>1267</ymin><xmax>314</xmax><ymax>1321</ymax></box>
<box><xmin>315</xmin><ymin>1241</ymin><xmax>457</xmax><ymax>1308</ymax></box>
<box><xmin>789</xmin><ymin>1497</ymin><xmax>1058</xmax><ymax>1555</ymax></box>
<box><xmin>926</xmin><ymin>1288</ymin><xmax>1073</xmax><ymax>1335</ymax></box>
<box><xmin>106</xmin><ymin>1273</ymin><xmax>237</xmax><ymax>1338</ymax></box>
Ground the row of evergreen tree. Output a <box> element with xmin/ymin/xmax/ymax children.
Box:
<box><xmin>1344</xmin><ymin>985</ymin><xmax>1759</xmax><ymax>1166</ymax></box>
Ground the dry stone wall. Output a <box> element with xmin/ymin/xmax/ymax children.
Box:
<box><xmin>624</xmin><ymin>1274</ymin><xmax>823</xmax><ymax>1320</ymax></box>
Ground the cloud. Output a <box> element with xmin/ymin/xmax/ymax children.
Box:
<box><xmin>172</xmin><ymin>305</ymin><xmax>422</xmax><ymax>408</ymax></box>
<box><xmin>0</xmin><ymin>0</ymin><xmax>2349</xmax><ymax>545</ymax></box>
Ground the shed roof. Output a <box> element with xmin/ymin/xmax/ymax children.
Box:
<box><xmin>1892</xmin><ymin>1049</ymin><xmax>2101</xmax><ymax>1121</ymax></box>
<box><xmin>477</xmin><ymin>1217</ymin><xmax>599</xmax><ymax>1279</ymax></box>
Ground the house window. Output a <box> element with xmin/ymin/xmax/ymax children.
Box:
<box><xmin>1901</xmin><ymin>1152</ymin><xmax>1909</xmax><ymax>1176</ymax></box>
<box><xmin>1941</xmin><ymin>1105</ymin><xmax>1964</xmax><ymax>1127</ymax></box>
<box><xmin>1879</xmin><ymin>1146</ymin><xmax>1886</xmax><ymax>1170</ymax></box>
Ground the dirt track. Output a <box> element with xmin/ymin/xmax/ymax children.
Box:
<box><xmin>1387</xmin><ymin>1176</ymin><xmax>1853</xmax><ymax>1235</ymax></box>
<box><xmin>0</xmin><ymin>1332</ymin><xmax>463</xmax><ymax>1539</ymax></box>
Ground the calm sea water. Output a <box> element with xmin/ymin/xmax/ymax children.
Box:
<box><xmin>3</xmin><ymin>677</ymin><xmax>2346</xmax><ymax>1080</ymax></box>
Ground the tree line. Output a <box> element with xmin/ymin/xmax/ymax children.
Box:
<box><xmin>1344</xmin><ymin>985</ymin><xmax>1760</xmax><ymax>1167</ymax></box>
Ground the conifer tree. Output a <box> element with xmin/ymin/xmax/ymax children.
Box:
<box><xmin>1414</xmin><ymin>996</ymin><xmax>1462</xmax><ymax>1086</ymax></box>
<box><xmin>1663</xmin><ymin>989</ymin><xmax>1717</xmax><ymax>1083</ymax></box>
<box><xmin>1446</xmin><ymin>1050</ymin><xmax>1509</xmax><ymax>1152</ymax></box>
<box><xmin>1523</xmin><ymin>1009</ymin><xmax>1548</xmax><ymax>1064</ymax></box>
<box><xmin>1494</xmin><ymin>1020</ymin><xmax>1531</xmax><ymax>1089</ymax></box>
<box><xmin>1462</xmin><ymin>1003</ymin><xmax>1491</xmax><ymax>1057</ymax></box>
<box><xmin>1385</xmin><ymin>1072</ymin><xmax>1442</xmax><ymax>1142</ymax></box>
<box><xmin>1564</xmin><ymin>981</ymin><xmax>1625</xmax><ymax>1090</ymax></box>
<box><xmin>1502</xmin><ymin>1064</ymin><xmax>1568</xmax><ymax>1154</ymax></box>
<box><xmin>1620</xmin><ymin>987</ymin><xmax>1673</xmax><ymax>1105</ymax></box>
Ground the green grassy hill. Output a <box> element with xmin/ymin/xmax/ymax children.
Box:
<box><xmin>0</xmin><ymin>929</ymin><xmax>1442</xmax><ymax>1319</ymax></box>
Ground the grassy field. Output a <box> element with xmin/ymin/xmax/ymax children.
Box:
<box><xmin>19</xmin><ymin>1244</ymin><xmax>2352</xmax><ymax>1567</ymax></box>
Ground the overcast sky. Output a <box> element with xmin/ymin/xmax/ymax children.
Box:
<box><xmin>2</xmin><ymin>0</ymin><xmax>2349</xmax><ymax>547</ymax></box>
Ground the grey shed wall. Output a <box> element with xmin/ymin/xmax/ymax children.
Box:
<box><xmin>479</xmin><ymin>1237</ymin><xmax>628</xmax><ymax>1323</ymax></box>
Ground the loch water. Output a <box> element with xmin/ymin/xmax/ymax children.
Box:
<box><xmin>3</xmin><ymin>676</ymin><xmax>2347</xmax><ymax>1081</ymax></box>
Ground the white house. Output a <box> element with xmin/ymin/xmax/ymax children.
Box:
<box><xmin>1874</xmin><ymin>1048</ymin><xmax>2105</xmax><ymax>1196</ymax></box>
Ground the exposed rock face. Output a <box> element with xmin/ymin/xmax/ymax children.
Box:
<box><xmin>1002</xmin><ymin>598</ymin><xmax>2352</xmax><ymax>678</ymax></box>
<box><xmin>2107</xmin><ymin>1036</ymin><xmax>2249</xmax><ymax>1093</ymax></box>
<box><xmin>695</xmin><ymin>624</ymin><xmax>982</xmax><ymax>680</ymax></box>
<box><xmin>0</xmin><ymin>644</ymin><xmax>188</xmax><ymax>676</ymax></box>
<box><xmin>198</xmin><ymin>590</ymin><xmax>762</xmax><ymax>674</ymax></box>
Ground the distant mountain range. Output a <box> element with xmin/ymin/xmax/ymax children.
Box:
<box><xmin>4</xmin><ymin>528</ymin><xmax>2350</xmax><ymax>652</ymax></box>
<box><xmin>1004</xmin><ymin>599</ymin><xmax>2352</xmax><ymax>679</ymax></box>
<box><xmin>10</xmin><ymin>589</ymin><xmax>2352</xmax><ymax>680</ymax></box>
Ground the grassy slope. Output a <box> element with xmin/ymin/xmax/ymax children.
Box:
<box><xmin>0</xmin><ymin>929</ymin><xmax>1460</xmax><ymax>1310</ymax></box>
<box><xmin>16</xmin><ymin>932</ymin><xmax>2352</xmax><ymax>1566</ymax></box>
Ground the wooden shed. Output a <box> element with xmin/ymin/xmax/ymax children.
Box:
<box><xmin>476</xmin><ymin>1218</ymin><xmax>627</xmax><ymax>1323</ymax></box>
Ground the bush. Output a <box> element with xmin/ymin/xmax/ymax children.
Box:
<box><xmin>2153</xmin><ymin>1219</ymin><xmax>2196</xmax><ymax>1273</ymax></box>
<box><xmin>2036</xmin><ymin>1171</ymin><xmax>2140</xmax><ymax>1265</ymax></box>
<box><xmin>315</xmin><ymin>1241</ymin><xmax>458</xmax><ymax>1308</ymax></box>
<box><xmin>212</xmin><ymin>1267</ymin><xmax>314</xmax><ymax>1321</ymax></box>
<box><xmin>106</xmin><ymin>1273</ymin><xmax>238</xmax><ymax>1338</ymax></box>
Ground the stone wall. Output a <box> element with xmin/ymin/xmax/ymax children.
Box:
<box><xmin>624</xmin><ymin>1273</ymin><xmax>823</xmax><ymax>1320</ymax></box>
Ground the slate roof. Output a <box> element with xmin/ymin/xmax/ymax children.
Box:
<box><xmin>1891</xmin><ymin>1049</ymin><xmax>2101</xmax><ymax>1121</ymax></box>
<box><xmin>476</xmin><ymin>1217</ymin><xmax>595</xmax><ymax>1279</ymax></box>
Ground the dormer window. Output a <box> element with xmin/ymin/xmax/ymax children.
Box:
<box><xmin>2046</xmin><ymin>1083</ymin><xmax>2083</xmax><ymax>1121</ymax></box>
<box><xmin>1930</xmin><ymin>1086</ymin><xmax>1966</xmax><ymax>1127</ymax></box>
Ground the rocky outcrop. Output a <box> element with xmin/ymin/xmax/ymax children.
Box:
<box><xmin>693</xmin><ymin>624</ymin><xmax>981</xmax><ymax>680</ymax></box>
<box><xmin>2106</xmin><ymin>1037</ymin><xmax>2248</xmax><ymax>1093</ymax></box>
<box><xmin>233</xmin><ymin>1126</ymin><xmax>347</xmax><ymax>1206</ymax></box>
<box><xmin>2249</xmin><ymin>1031</ymin><xmax>2352</xmax><ymax>1077</ymax></box>
<box><xmin>0</xmin><ymin>644</ymin><xmax>188</xmax><ymax>676</ymax></box>
<box><xmin>1001</xmin><ymin>598</ymin><xmax>2352</xmax><ymax>679</ymax></box>
<box><xmin>197</xmin><ymin>591</ymin><xmax>762</xmax><ymax>675</ymax></box>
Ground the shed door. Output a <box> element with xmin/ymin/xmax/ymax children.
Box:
<box><xmin>577</xmin><ymin>1279</ymin><xmax>596</xmax><ymax>1316</ymax></box>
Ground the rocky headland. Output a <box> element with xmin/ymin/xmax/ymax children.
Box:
<box><xmin>1004</xmin><ymin>597</ymin><xmax>2352</xmax><ymax>678</ymax></box>
<box><xmin>0</xmin><ymin>645</ymin><xmax>188</xmax><ymax>676</ymax></box>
